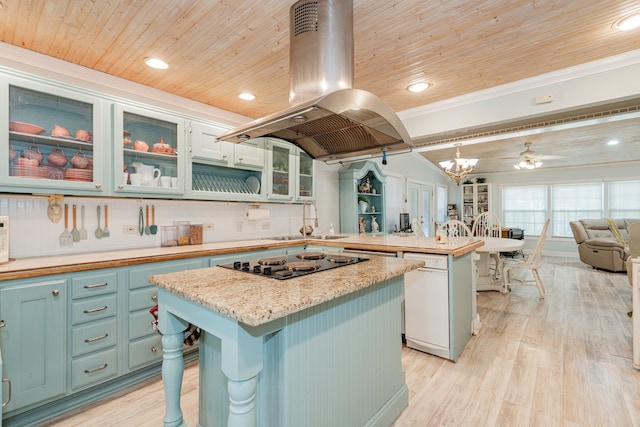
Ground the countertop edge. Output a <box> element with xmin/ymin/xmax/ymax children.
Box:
<box><xmin>0</xmin><ymin>235</ymin><xmax>483</xmax><ymax>281</ymax></box>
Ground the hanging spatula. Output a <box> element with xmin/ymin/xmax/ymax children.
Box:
<box><xmin>71</xmin><ymin>204</ymin><xmax>80</xmax><ymax>242</ymax></box>
<box><xmin>59</xmin><ymin>204</ymin><xmax>73</xmax><ymax>246</ymax></box>
<box><xmin>102</xmin><ymin>204</ymin><xmax>110</xmax><ymax>237</ymax></box>
<box><xmin>79</xmin><ymin>205</ymin><xmax>88</xmax><ymax>240</ymax></box>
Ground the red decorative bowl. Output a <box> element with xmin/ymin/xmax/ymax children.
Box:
<box><xmin>9</xmin><ymin>121</ymin><xmax>46</xmax><ymax>135</ymax></box>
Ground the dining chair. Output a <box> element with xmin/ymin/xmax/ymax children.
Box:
<box><xmin>472</xmin><ymin>211</ymin><xmax>502</xmax><ymax>277</ymax></box>
<box><xmin>443</xmin><ymin>219</ymin><xmax>472</xmax><ymax>237</ymax></box>
<box><xmin>502</xmin><ymin>218</ymin><xmax>551</xmax><ymax>298</ymax></box>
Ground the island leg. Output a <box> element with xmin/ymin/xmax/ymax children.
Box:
<box><xmin>162</xmin><ymin>332</ymin><xmax>187</xmax><ymax>427</ymax></box>
<box><xmin>220</xmin><ymin>325</ymin><xmax>264</xmax><ymax>427</ymax></box>
<box><xmin>227</xmin><ymin>377</ymin><xmax>258</xmax><ymax>427</ymax></box>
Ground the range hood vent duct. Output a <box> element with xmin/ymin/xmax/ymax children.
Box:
<box><xmin>217</xmin><ymin>0</ymin><xmax>413</xmax><ymax>162</ymax></box>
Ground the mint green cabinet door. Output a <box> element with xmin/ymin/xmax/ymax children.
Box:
<box><xmin>0</xmin><ymin>279</ymin><xmax>67</xmax><ymax>413</ymax></box>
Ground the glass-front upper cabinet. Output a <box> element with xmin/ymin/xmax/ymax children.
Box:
<box><xmin>266</xmin><ymin>138</ymin><xmax>295</xmax><ymax>201</ymax></box>
<box><xmin>265</xmin><ymin>138</ymin><xmax>316</xmax><ymax>202</ymax></box>
<box><xmin>113</xmin><ymin>103</ymin><xmax>185</xmax><ymax>196</ymax></box>
<box><xmin>296</xmin><ymin>150</ymin><xmax>315</xmax><ymax>201</ymax></box>
<box><xmin>2</xmin><ymin>76</ymin><xmax>106</xmax><ymax>195</ymax></box>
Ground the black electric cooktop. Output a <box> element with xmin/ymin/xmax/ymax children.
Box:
<box><xmin>218</xmin><ymin>252</ymin><xmax>369</xmax><ymax>280</ymax></box>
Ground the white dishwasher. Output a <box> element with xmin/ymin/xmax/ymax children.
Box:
<box><xmin>403</xmin><ymin>253</ymin><xmax>450</xmax><ymax>359</ymax></box>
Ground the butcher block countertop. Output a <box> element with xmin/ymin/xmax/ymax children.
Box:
<box><xmin>0</xmin><ymin>233</ymin><xmax>482</xmax><ymax>281</ymax></box>
<box><xmin>150</xmin><ymin>255</ymin><xmax>425</xmax><ymax>327</ymax></box>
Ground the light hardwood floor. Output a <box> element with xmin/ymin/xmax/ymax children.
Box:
<box><xmin>38</xmin><ymin>256</ymin><xmax>639</xmax><ymax>427</ymax></box>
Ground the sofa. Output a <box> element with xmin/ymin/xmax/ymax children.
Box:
<box><xmin>570</xmin><ymin>218</ymin><xmax>639</xmax><ymax>272</ymax></box>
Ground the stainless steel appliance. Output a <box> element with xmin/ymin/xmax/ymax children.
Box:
<box><xmin>218</xmin><ymin>0</ymin><xmax>413</xmax><ymax>162</ymax></box>
<box><xmin>219</xmin><ymin>252</ymin><xmax>369</xmax><ymax>280</ymax></box>
<box><xmin>403</xmin><ymin>253</ymin><xmax>450</xmax><ymax>359</ymax></box>
<box><xmin>0</xmin><ymin>216</ymin><xmax>8</xmax><ymax>264</ymax></box>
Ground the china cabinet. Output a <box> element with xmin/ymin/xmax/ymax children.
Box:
<box><xmin>265</xmin><ymin>138</ymin><xmax>316</xmax><ymax>202</ymax></box>
<box><xmin>461</xmin><ymin>182</ymin><xmax>491</xmax><ymax>226</ymax></box>
<box><xmin>2</xmin><ymin>76</ymin><xmax>107</xmax><ymax>196</ymax></box>
<box><xmin>113</xmin><ymin>103</ymin><xmax>185</xmax><ymax>197</ymax></box>
<box><xmin>339</xmin><ymin>161</ymin><xmax>386</xmax><ymax>234</ymax></box>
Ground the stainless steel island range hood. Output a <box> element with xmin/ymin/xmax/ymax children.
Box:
<box><xmin>217</xmin><ymin>0</ymin><xmax>413</xmax><ymax>162</ymax></box>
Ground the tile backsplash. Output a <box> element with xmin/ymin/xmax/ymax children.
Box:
<box><xmin>0</xmin><ymin>194</ymin><xmax>301</xmax><ymax>259</ymax></box>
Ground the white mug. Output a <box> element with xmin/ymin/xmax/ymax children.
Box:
<box><xmin>160</xmin><ymin>176</ymin><xmax>171</xmax><ymax>187</ymax></box>
<box><xmin>171</xmin><ymin>177</ymin><xmax>178</xmax><ymax>188</ymax></box>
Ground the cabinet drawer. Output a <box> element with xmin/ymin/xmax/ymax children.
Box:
<box><xmin>129</xmin><ymin>260</ymin><xmax>203</xmax><ymax>290</ymax></box>
<box><xmin>71</xmin><ymin>271</ymin><xmax>118</xmax><ymax>299</ymax></box>
<box><xmin>129</xmin><ymin>309</ymin><xmax>156</xmax><ymax>340</ymax></box>
<box><xmin>129</xmin><ymin>334</ymin><xmax>163</xmax><ymax>370</ymax></box>
<box><xmin>72</xmin><ymin>294</ymin><xmax>118</xmax><ymax>325</ymax></box>
<box><xmin>71</xmin><ymin>317</ymin><xmax>118</xmax><ymax>357</ymax></box>
<box><xmin>72</xmin><ymin>347</ymin><xmax>118</xmax><ymax>390</ymax></box>
<box><xmin>129</xmin><ymin>286</ymin><xmax>158</xmax><ymax>312</ymax></box>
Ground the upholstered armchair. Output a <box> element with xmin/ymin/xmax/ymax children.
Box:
<box><xmin>570</xmin><ymin>219</ymin><xmax>638</xmax><ymax>272</ymax></box>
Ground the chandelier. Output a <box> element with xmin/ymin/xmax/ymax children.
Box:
<box><xmin>439</xmin><ymin>144</ymin><xmax>478</xmax><ymax>185</ymax></box>
<box><xmin>514</xmin><ymin>159</ymin><xmax>542</xmax><ymax>170</ymax></box>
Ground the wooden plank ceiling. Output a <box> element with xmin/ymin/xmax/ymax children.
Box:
<box><xmin>1</xmin><ymin>0</ymin><xmax>639</xmax><ymax>173</ymax></box>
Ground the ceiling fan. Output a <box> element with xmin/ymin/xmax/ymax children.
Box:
<box><xmin>503</xmin><ymin>141</ymin><xmax>564</xmax><ymax>169</ymax></box>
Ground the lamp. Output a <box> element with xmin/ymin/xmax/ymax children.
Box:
<box><xmin>439</xmin><ymin>143</ymin><xmax>478</xmax><ymax>185</ymax></box>
<box><xmin>514</xmin><ymin>159</ymin><xmax>542</xmax><ymax>170</ymax></box>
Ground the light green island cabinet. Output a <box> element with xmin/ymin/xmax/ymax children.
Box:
<box><xmin>339</xmin><ymin>160</ymin><xmax>386</xmax><ymax>234</ymax></box>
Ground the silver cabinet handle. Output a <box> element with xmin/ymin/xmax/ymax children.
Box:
<box><xmin>151</xmin><ymin>295</ymin><xmax>158</xmax><ymax>302</ymax></box>
<box><xmin>84</xmin><ymin>364</ymin><xmax>108</xmax><ymax>374</ymax></box>
<box><xmin>151</xmin><ymin>346</ymin><xmax>158</xmax><ymax>353</ymax></box>
<box><xmin>84</xmin><ymin>333</ymin><xmax>109</xmax><ymax>343</ymax></box>
<box><xmin>84</xmin><ymin>282</ymin><xmax>108</xmax><ymax>289</ymax></box>
<box><xmin>52</xmin><ymin>289</ymin><xmax>60</xmax><ymax>297</ymax></box>
<box><xmin>0</xmin><ymin>320</ymin><xmax>5</xmax><ymax>328</ymax></box>
<box><xmin>95</xmin><ymin>183</ymin><xmax>102</xmax><ymax>189</ymax></box>
<box><xmin>117</xmin><ymin>185</ymin><xmax>125</xmax><ymax>189</ymax></box>
<box><xmin>2</xmin><ymin>378</ymin><xmax>11</xmax><ymax>407</ymax></box>
<box><xmin>83</xmin><ymin>306</ymin><xmax>108</xmax><ymax>314</ymax></box>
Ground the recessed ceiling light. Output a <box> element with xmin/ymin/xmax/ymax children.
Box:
<box><xmin>238</xmin><ymin>92</ymin><xmax>256</xmax><ymax>101</ymax></box>
<box><xmin>607</xmin><ymin>139</ymin><xmax>620</xmax><ymax>146</ymax></box>
<box><xmin>144</xmin><ymin>58</ymin><xmax>169</xmax><ymax>70</ymax></box>
<box><xmin>407</xmin><ymin>82</ymin><xmax>431</xmax><ymax>93</ymax></box>
<box><xmin>613</xmin><ymin>11</ymin><xmax>640</xmax><ymax>31</ymax></box>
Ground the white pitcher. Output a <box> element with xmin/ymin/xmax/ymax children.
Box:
<box><xmin>132</xmin><ymin>162</ymin><xmax>161</xmax><ymax>186</ymax></box>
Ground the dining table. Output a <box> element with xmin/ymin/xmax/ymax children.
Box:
<box><xmin>475</xmin><ymin>237</ymin><xmax>525</xmax><ymax>292</ymax></box>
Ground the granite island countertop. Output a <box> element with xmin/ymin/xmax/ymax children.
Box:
<box><xmin>0</xmin><ymin>233</ymin><xmax>482</xmax><ymax>281</ymax></box>
<box><xmin>149</xmin><ymin>253</ymin><xmax>425</xmax><ymax>327</ymax></box>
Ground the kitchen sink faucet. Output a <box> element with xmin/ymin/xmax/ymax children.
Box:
<box><xmin>302</xmin><ymin>200</ymin><xmax>318</xmax><ymax>235</ymax></box>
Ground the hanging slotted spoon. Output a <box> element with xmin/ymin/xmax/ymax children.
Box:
<box><xmin>59</xmin><ymin>204</ymin><xmax>73</xmax><ymax>246</ymax></box>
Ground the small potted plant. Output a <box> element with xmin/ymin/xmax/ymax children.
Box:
<box><xmin>358</xmin><ymin>195</ymin><xmax>369</xmax><ymax>213</ymax></box>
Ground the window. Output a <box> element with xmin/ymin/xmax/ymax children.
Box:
<box><xmin>502</xmin><ymin>185</ymin><xmax>547</xmax><ymax>235</ymax></box>
<box><xmin>609</xmin><ymin>181</ymin><xmax>640</xmax><ymax>218</ymax></box>
<box><xmin>551</xmin><ymin>183</ymin><xmax>603</xmax><ymax>237</ymax></box>
<box><xmin>502</xmin><ymin>180</ymin><xmax>640</xmax><ymax>238</ymax></box>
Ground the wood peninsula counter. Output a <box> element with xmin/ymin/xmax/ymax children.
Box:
<box><xmin>150</xmin><ymin>254</ymin><xmax>424</xmax><ymax>427</ymax></box>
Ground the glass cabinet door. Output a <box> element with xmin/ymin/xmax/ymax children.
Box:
<box><xmin>113</xmin><ymin>103</ymin><xmax>184</xmax><ymax>196</ymax></box>
<box><xmin>296</xmin><ymin>150</ymin><xmax>315</xmax><ymax>200</ymax></box>
<box><xmin>266</xmin><ymin>139</ymin><xmax>295</xmax><ymax>201</ymax></box>
<box><xmin>3</xmin><ymin>77</ymin><xmax>106</xmax><ymax>195</ymax></box>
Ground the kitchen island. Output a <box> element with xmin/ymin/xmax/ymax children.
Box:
<box><xmin>149</xmin><ymin>254</ymin><xmax>424</xmax><ymax>427</ymax></box>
